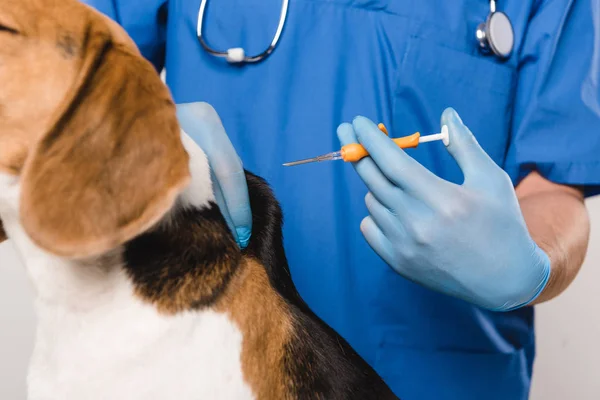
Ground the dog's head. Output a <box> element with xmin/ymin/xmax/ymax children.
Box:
<box><xmin>0</xmin><ymin>0</ymin><xmax>191</xmax><ymax>258</ymax></box>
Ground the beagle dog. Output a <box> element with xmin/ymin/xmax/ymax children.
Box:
<box><xmin>0</xmin><ymin>1</ymin><xmax>399</xmax><ymax>399</ymax></box>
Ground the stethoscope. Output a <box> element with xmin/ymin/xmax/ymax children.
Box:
<box><xmin>196</xmin><ymin>0</ymin><xmax>289</xmax><ymax>63</ymax></box>
<box><xmin>196</xmin><ymin>0</ymin><xmax>514</xmax><ymax>64</ymax></box>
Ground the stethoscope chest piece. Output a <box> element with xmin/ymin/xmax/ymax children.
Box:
<box><xmin>476</xmin><ymin>10</ymin><xmax>514</xmax><ymax>59</ymax></box>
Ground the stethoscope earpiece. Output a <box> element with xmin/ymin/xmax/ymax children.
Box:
<box><xmin>476</xmin><ymin>1</ymin><xmax>514</xmax><ymax>59</ymax></box>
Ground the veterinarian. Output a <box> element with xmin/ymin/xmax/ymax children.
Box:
<box><xmin>83</xmin><ymin>0</ymin><xmax>600</xmax><ymax>398</ymax></box>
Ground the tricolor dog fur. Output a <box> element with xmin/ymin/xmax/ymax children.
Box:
<box><xmin>0</xmin><ymin>1</ymin><xmax>399</xmax><ymax>399</ymax></box>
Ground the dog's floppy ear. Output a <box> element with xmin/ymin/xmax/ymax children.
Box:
<box><xmin>19</xmin><ymin>28</ymin><xmax>190</xmax><ymax>259</ymax></box>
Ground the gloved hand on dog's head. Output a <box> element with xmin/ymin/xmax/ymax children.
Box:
<box><xmin>176</xmin><ymin>102</ymin><xmax>252</xmax><ymax>249</ymax></box>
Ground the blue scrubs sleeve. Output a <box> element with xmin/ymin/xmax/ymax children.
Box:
<box><xmin>506</xmin><ymin>0</ymin><xmax>600</xmax><ymax>196</ymax></box>
<box><xmin>80</xmin><ymin>0</ymin><xmax>168</xmax><ymax>72</ymax></box>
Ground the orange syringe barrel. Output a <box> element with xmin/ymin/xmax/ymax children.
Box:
<box><xmin>340</xmin><ymin>123</ymin><xmax>421</xmax><ymax>162</ymax></box>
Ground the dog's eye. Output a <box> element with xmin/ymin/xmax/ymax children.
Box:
<box><xmin>0</xmin><ymin>24</ymin><xmax>19</xmax><ymax>35</ymax></box>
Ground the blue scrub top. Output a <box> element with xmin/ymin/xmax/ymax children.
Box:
<box><xmin>84</xmin><ymin>0</ymin><xmax>600</xmax><ymax>398</ymax></box>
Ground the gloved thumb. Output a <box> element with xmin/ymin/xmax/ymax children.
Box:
<box><xmin>441</xmin><ymin>108</ymin><xmax>497</xmax><ymax>182</ymax></box>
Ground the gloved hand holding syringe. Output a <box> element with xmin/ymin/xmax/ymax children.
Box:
<box><xmin>287</xmin><ymin>108</ymin><xmax>551</xmax><ymax>312</ymax></box>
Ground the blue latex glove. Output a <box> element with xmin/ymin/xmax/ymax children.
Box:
<box><xmin>176</xmin><ymin>102</ymin><xmax>252</xmax><ymax>249</ymax></box>
<box><xmin>337</xmin><ymin>108</ymin><xmax>551</xmax><ymax>311</ymax></box>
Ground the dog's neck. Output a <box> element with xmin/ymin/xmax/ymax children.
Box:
<box><xmin>0</xmin><ymin>131</ymin><xmax>226</xmax><ymax>313</ymax></box>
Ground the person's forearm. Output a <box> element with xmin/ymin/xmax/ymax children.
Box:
<box><xmin>516</xmin><ymin>172</ymin><xmax>590</xmax><ymax>305</ymax></box>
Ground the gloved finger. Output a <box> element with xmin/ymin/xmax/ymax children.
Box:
<box><xmin>360</xmin><ymin>216</ymin><xmax>397</xmax><ymax>268</ymax></box>
<box><xmin>176</xmin><ymin>102</ymin><xmax>252</xmax><ymax>248</ymax></box>
<box><xmin>210</xmin><ymin>169</ymin><xmax>239</xmax><ymax>244</ymax></box>
<box><xmin>337</xmin><ymin>123</ymin><xmax>413</xmax><ymax>216</ymax></box>
<box><xmin>365</xmin><ymin>192</ymin><xmax>407</xmax><ymax>241</ymax></box>
<box><xmin>337</xmin><ymin>122</ymin><xmax>359</xmax><ymax>147</ymax></box>
<box><xmin>211</xmin><ymin>168</ymin><xmax>252</xmax><ymax>247</ymax></box>
<box><xmin>441</xmin><ymin>108</ymin><xmax>498</xmax><ymax>184</ymax></box>
<box><xmin>352</xmin><ymin>116</ymin><xmax>450</xmax><ymax>209</ymax></box>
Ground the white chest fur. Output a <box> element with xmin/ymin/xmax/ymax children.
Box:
<box><xmin>27</xmin><ymin>283</ymin><xmax>255</xmax><ymax>400</ymax></box>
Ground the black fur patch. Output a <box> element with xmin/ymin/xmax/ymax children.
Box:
<box><xmin>123</xmin><ymin>202</ymin><xmax>240</xmax><ymax>311</ymax></box>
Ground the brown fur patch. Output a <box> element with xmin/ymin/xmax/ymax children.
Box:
<box><xmin>0</xmin><ymin>0</ymin><xmax>97</xmax><ymax>175</ymax></box>
<box><xmin>0</xmin><ymin>0</ymin><xmax>144</xmax><ymax>179</ymax></box>
<box><xmin>217</xmin><ymin>257</ymin><xmax>294</xmax><ymax>400</ymax></box>
<box><xmin>0</xmin><ymin>1</ymin><xmax>191</xmax><ymax>259</ymax></box>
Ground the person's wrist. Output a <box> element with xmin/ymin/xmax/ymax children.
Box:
<box><xmin>493</xmin><ymin>243</ymin><xmax>552</xmax><ymax>312</ymax></box>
